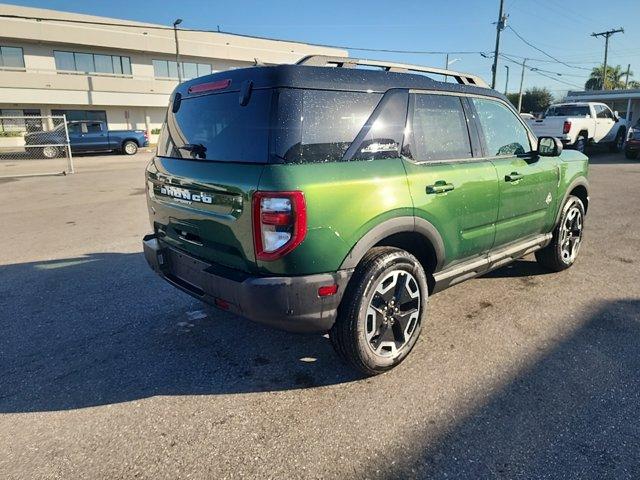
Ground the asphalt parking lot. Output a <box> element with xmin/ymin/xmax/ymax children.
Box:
<box><xmin>1</xmin><ymin>151</ymin><xmax>639</xmax><ymax>479</ymax></box>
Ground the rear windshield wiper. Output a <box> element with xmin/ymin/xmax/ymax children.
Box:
<box><xmin>177</xmin><ymin>143</ymin><xmax>207</xmax><ymax>159</ymax></box>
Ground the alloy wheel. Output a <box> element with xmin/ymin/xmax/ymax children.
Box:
<box><xmin>365</xmin><ymin>270</ymin><xmax>421</xmax><ymax>358</ymax></box>
<box><xmin>560</xmin><ymin>205</ymin><xmax>583</xmax><ymax>264</ymax></box>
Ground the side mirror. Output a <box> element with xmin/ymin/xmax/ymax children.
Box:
<box><xmin>538</xmin><ymin>136</ymin><xmax>563</xmax><ymax>157</ymax></box>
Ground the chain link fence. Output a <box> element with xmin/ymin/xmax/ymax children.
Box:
<box><xmin>0</xmin><ymin>115</ymin><xmax>74</xmax><ymax>178</ymax></box>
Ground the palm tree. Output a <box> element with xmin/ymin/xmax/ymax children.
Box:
<box><xmin>585</xmin><ymin>65</ymin><xmax>630</xmax><ymax>90</ymax></box>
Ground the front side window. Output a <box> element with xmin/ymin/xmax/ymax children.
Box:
<box><xmin>0</xmin><ymin>46</ymin><xmax>25</xmax><ymax>69</ymax></box>
<box><xmin>86</xmin><ymin>122</ymin><xmax>102</xmax><ymax>133</ymax></box>
<box><xmin>596</xmin><ymin>105</ymin><xmax>613</xmax><ymax>119</ymax></box>
<box><xmin>472</xmin><ymin>97</ymin><xmax>531</xmax><ymax>156</ymax></box>
<box><xmin>405</xmin><ymin>94</ymin><xmax>472</xmax><ymax>161</ymax></box>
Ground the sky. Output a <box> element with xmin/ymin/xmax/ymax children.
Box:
<box><xmin>5</xmin><ymin>0</ymin><xmax>640</xmax><ymax>99</ymax></box>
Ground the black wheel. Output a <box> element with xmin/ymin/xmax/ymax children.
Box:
<box><xmin>122</xmin><ymin>140</ymin><xmax>138</xmax><ymax>155</ymax></box>
<box><xmin>609</xmin><ymin>129</ymin><xmax>626</xmax><ymax>153</ymax></box>
<box><xmin>573</xmin><ymin>133</ymin><xmax>587</xmax><ymax>154</ymax></box>
<box><xmin>329</xmin><ymin>247</ymin><xmax>428</xmax><ymax>376</ymax></box>
<box><xmin>42</xmin><ymin>146</ymin><xmax>60</xmax><ymax>159</ymax></box>
<box><xmin>625</xmin><ymin>149</ymin><xmax>638</xmax><ymax>160</ymax></box>
<box><xmin>535</xmin><ymin>195</ymin><xmax>585</xmax><ymax>272</ymax></box>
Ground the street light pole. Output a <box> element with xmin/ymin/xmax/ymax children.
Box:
<box><xmin>173</xmin><ymin>18</ymin><xmax>183</xmax><ymax>83</ymax></box>
<box><xmin>504</xmin><ymin>65</ymin><xmax>510</xmax><ymax>95</ymax></box>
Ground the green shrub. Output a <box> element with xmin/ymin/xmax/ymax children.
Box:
<box><xmin>150</xmin><ymin>128</ymin><xmax>162</xmax><ymax>135</ymax></box>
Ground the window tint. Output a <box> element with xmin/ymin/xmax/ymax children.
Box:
<box><xmin>94</xmin><ymin>54</ymin><xmax>113</xmax><ymax>74</ymax></box>
<box><xmin>596</xmin><ymin>105</ymin><xmax>613</xmax><ymax>119</ymax></box>
<box><xmin>158</xmin><ymin>90</ymin><xmax>272</xmax><ymax>163</ymax></box>
<box><xmin>545</xmin><ymin>105</ymin><xmax>590</xmax><ymax>117</ymax></box>
<box><xmin>54</xmin><ymin>51</ymin><xmax>75</xmax><ymax>71</ymax></box>
<box><xmin>472</xmin><ymin>97</ymin><xmax>530</xmax><ymax>156</ymax></box>
<box><xmin>274</xmin><ymin>89</ymin><xmax>382</xmax><ymax>163</ymax></box>
<box><xmin>0</xmin><ymin>46</ymin><xmax>25</xmax><ymax>68</ymax></box>
<box><xmin>68</xmin><ymin>123</ymin><xmax>82</xmax><ymax>134</ymax></box>
<box><xmin>405</xmin><ymin>94</ymin><xmax>472</xmax><ymax>161</ymax></box>
<box><xmin>52</xmin><ymin>109</ymin><xmax>108</xmax><ymax>123</ymax></box>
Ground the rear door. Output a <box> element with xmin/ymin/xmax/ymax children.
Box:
<box><xmin>470</xmin><ymin>96</ymin><xmax>558</xmax><ymax>247</ymax></box>
<box><xmin>148</xmin><ymin>86</ymin><xmax>273</xmax><ymax>272</ymax></box>
<box><xmin>402</xmin><ymin>93</ymin><xmax>499</xmax><ymax>266</ymax></box>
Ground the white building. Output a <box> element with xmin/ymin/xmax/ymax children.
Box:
<box><xmin>0</xmin><ymin>3</ymin><xmax>346</xmax><ymax>137</ymax></box>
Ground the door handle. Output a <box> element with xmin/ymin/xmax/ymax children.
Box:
<box><xmin>505</xmin><ymin>172</ymin><xmax>524</xmax><ymax>182</ymax></box>
<box><xmin>426</xmin><ymin>181</ymin><xmax>455</xmax><ymax>194</ymax></box>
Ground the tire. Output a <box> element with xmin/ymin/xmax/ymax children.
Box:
<box><xmin>329</xmin><ymin>247</ymin><xmax>428</xmax><ymax>376</ymax></box>
<box><xmin>535</xmin><ymin>195</ymin><xmax>585</xmax><ymax>272</ymax></box>
<box><xmin>609</xmin><ymin>129</ymin><xmax>626</xmax><ymax>153</ymax></box>
<box><xmin>625</xmin><ymin>149</ymin><xmax>638</xmax><ymax>160</ymax></box>
<box><xmin>122</xmin><ymin>140</ymin><xmax>138</xmax><ymax>155</ymax></box>
<box><xmin>573</xmin><ymin>133</ymin><xmax>587</xmax><ymax>154</ymax></box>
<box><xmin>42</xmin><ymin>146</ymin><xmax>60</xmax><ymax>159</ymax></box>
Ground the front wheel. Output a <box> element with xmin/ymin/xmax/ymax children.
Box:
<box><xmin>329</xmin><ymin>247</ymin><xmax>428</xmax><ymax>376</ymax></box>
<box><xmin>122</xmin><ymin>140</ymin><xmax>138</xmax><ymax>155</ymax></box>
<box><xmin>535</xmin><ymin>195</ymin><xmax>585</xmax><ymax>272</ymax></box>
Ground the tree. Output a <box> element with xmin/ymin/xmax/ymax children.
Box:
<box><xmin>585</xmin><ymin>64</ymin><xmax>632</xmax><ymax>90</ymax></box>
<box><xmin>628</xmin><ymin>80</ymin><xmax>640</xmax><ymax>89</ymax></box>
<box><xmin>507</xmin><ymin>87</ymin><xmax>554</xmax><ymax>113</ymax></box>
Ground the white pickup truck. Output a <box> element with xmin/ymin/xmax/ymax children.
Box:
<box><xmin>528</xmin><ymin>102</ymin><xmax>627</xmax><ymax>153</ymax></box>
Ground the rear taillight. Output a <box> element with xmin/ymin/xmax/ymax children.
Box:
<box><xmin>253</xmin><ymin>191</ymin><xmax>307</xmax><ymax>261</ymax></box>
<box><xmin>563</xmin><ymin>121</ymin><xmax>571</xmax><ymax>134</ymax></box>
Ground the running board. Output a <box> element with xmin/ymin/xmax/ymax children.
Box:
<box><xmin>432</xmin><ymin>233</ymin><xmax>552</xmax><ymax>293</ymax></box>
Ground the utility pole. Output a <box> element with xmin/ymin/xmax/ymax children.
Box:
<box><xmin>624</xmin><ymin>63</ymin><xmax>631</xmax><ymax>89</ymax></box>
<box><xmin>591</xmin><ymin>28</ymin><xmax>624</xmax><ymax>90</ymax></box>
<box><xmin>444</xmin><ymin>54</ymin><xmax>449</xmax><ymax>83</ymax></box>
<box><xmin>491</xmin><ymin>0</ymin><xmax>507</xmax><ymax>89</ymax></box>
<box><xmin>517</xmin><ymin>59</ymin><xmax>527</xmax><ymax>113</ymax></box>
<box><xmin>173</xmin><ymin>18</ymin><xmax>183</xmax><ymax>83</ymax></box>
<box><xmin>504</xmin><ymin>65</ymin><xmax>510</xmax><ymax>95</ymax></box>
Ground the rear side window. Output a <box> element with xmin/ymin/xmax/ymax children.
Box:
<box><xmin>158</xmin><ymin>89</ymin><xmax>272</xmax><ymax>163</ymax></box>
<box><xmin>405</xmin><ymin>94</ymin><xmax>472</xmax><ymax>161</ymax></box>
<box><xmin>471</xmin><ymin>97</ymin><xmax>531</xmax><ymax>156</ymax></box>
<box><xmin>274</xmin><ymin>89</ymin><xmax>382</xmax><ymax>163</ymax></box>
<box><xmin>546</xmin><ymin>105</ymin><xmax>590</xmax><ymax>117</ymax></box>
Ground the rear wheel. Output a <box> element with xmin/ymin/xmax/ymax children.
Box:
<box><xmin>535</xmin><ymin>195</ymin><xmax>585</xmax><ymax>272</ymax></box>
<box><xmin>573</xmin><ymin>133</ymin><xmax>587</xmax><ymax>154</ymax></box>
<box><xmin>609</xmin><ymin>129</ymin><xmax>625</xmax><ymax>153</ymax></box>
<box><xmin>122</xmin><ymin>140</ymin><xmax>138</xmax><ymax>155</ymax></box>
<box><xmin>329</xmin><ymin>247</ymin><xmax>428</xmax><ymax>376</ymax></box>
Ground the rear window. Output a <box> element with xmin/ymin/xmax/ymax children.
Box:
<box><xmin>157</xmin><ymin>89</ymin><xmax>272</xmax><ymax>163</ymax></box>
<box><xmin>274</xmin><ymin>89</ymin><xmax>382</xmax><ymax>163</ymax></box>
<box><xmin>545</xmin><ymin>105</ymin><xmax>590</xmax><ymax>117</ymax></box>
<box><xmin>157</xmin><ymin>87</ymin><xmax>384</xmax><ymax>163</ymax></box>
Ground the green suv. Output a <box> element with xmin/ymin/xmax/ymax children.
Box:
<box><xmin>143</xmin><ymin>55</ymin><xmax>589</xmax><ymax>375</ymax></box>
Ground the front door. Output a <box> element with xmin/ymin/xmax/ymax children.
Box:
<box><xmin>594</xmin><ymin>104</ymin><xmax>616</xmax><ymax>142</ymax></box>
<box><xmin>470</xmin><ymin>97</ymin><xmax>559</xmax><ymax>247</ymax></box>
<box><xmin>403</xmin><ymin>93</ymin><xmax>499</xmax><ymax>267</ymax></box>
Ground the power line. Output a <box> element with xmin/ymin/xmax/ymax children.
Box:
<box><xmin>506</xmin><ymin>24</ymin><xmax>593</xmax><ymax>71</ymax></box>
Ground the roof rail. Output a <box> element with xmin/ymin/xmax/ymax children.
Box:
<box><xmin>296</xmin><ymin>55</ymin><xmax>489</xmax><ymax>88</ymax></box>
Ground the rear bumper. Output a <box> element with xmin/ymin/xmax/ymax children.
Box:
<box><xmin>143</xmin><ymin>234</ymin><xmax>352</xmax><ymax>333</ymax></box>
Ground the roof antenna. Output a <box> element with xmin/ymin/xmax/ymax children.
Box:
<box><xmin>253</xmin><ymin>58</ymin><xmax>265</xmax><ymax>66</ymax></box>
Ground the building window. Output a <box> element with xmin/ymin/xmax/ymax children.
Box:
<box><xmin>51</xmin><ymin>109</ymin><xmax>108</xmax><ymax>124</ymax></box>
<box><xmin>0</xmin><ymin>108</ymin><xmax>41</xmax><ymax>132</ymax></box>
<box><xmin>0</xmin><ymin>46</ymin><xmax>25</xmax><ymax>69</ymax></box>
<box><xmin>53</xmin><ymin>50</ymin><xmax>132</xmax><ymax>76</ymax></box>
<box><xmin>152</xmin><ymin>59</ymin><xmax>212</xmax><ymax>80</ymax></box>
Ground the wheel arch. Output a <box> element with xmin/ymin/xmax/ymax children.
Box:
<box><xmin>556</xmin><ymin>178</ymin><xmax>589</xmax><ymax>225</ymax></box>
<box><xmin>339</xmin><ymin>216</ymin><xmax>445</xmax><ymax>289</ymax></box>
<box><xmin>121</xmin><ymin>138</ymin><xmax>140</xmax><ymax>148</ymax></box>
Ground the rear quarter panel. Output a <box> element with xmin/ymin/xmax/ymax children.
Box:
<box><xmin>256</xmin><ymin>158</ymin><xmax>413</xmax><ymax>275</ymax></box>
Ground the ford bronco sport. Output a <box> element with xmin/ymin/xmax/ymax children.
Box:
<box><xmin>143</xmin><ymin>55</ymin><xmax>589</xmax><ymax>375</ymax></box>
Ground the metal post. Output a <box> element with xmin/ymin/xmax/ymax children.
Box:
<box><xmin>62</xmin><ymin>114</ymin><xmax>74</xmax><ymax>174</ymax></box>
<box><xmin>491</xmin><ymin>0</ymin><xmax>506</xmax><ymax>89</ymax></box>
<box><xmin>517</xmin><ymin>59</ymin><xmax>527</xmax><ymax>113</ymax></box>
<box><xmin>173</xmin><ymin>18</ymin><xmax>183</xmax><ymax>83</ymax></box>
<box><xmin>504</xmin><ymin>65</ymin><xmax>510</xmax><ymax>95</ymax></box>
<box><xmin>444</xmin><ymin>54</ymin><xmax>449</xmax><ymax>83</ymax></box>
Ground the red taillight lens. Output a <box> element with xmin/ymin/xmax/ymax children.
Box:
<box><xmin>253</xmin><ymin>191</ymin><xmax>307</xmax><ymax>261</ymax></box>
<box><xmin>563</xmin><ymin>121</ymin><xmax>571</xmax><ymax>134</ymax></box>
<box><xmin>318</xmin><ymin>284</ymin><xmax>338</xmax><ymax>297</ymax></box>
<box><xmin>188</xmin><ymin>79</ymin><xmax>231</xmax><ymax>94</ymax></box>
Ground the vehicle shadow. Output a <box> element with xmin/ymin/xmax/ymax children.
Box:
<box><xmin>0</xmin><ymin>252</ymin><xmax>360</xmax><ymax>413</ymax></box>
<box><xmin>585</xmin><ymin>149</ymin><xmax>636</xmax><ymax>165</ymax></box>
<box><xmin>371</xmin><ymin>298</ymin><xmax>640</xmax><ymax>479</ymax></box>
<box><xmin>480</xmin><ymin>258</ymin><xmax>552</xmax><ymax>279</ymax></box>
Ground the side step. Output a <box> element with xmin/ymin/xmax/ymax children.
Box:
<box><xmin>432</xmin><ymin>233</ymin><xmax>552</xmax><ymax>293</ymax></box>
